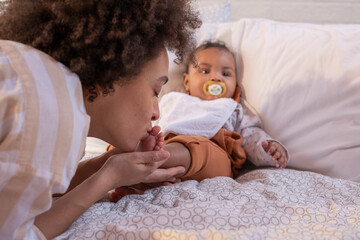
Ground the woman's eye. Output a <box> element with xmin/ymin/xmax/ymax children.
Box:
<box><xmin>154</xmin><ymin>90</ymin><xmax>159</xmax><ymax>98</ymax></box>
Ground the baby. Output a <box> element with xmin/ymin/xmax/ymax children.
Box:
<box><xmin>110</xmin><ymin>41</ymin><xmax>288</xmax><ymax>201</ymax></box>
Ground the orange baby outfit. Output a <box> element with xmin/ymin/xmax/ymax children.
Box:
<box><xmin>164</xmin><ymin>127</ymin><xmax>246</xmax><ymax>182</ymax></box>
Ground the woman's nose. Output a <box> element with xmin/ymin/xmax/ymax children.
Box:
<box><xmin>151</xmin><ymin>98</ymin><xmax>160</xmax><ymax>121</ymax></box>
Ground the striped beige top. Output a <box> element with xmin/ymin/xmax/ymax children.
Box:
<box><xmin>0</xmin><ymin>40</ymin><xmax>90</xmax><ymax>239</ymax></box>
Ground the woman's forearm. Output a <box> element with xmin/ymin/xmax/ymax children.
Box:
<box><xmin>63</xmin><ymin>153</ymin><xmax>110</xmax><ymax>194</ymax></box>
<box><xmin>35</xmin><ymin>170</ymin><xmax>113</xmax><ymax>239</ymax></box>
<box><xmin>35</xmin><ymin>148</ymin><xmax>179</xmax><ymax>239</ymax></box>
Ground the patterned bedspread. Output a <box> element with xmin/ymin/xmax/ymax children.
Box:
<box><xmin>55</xmin><ymin>168</ymin><xmax>360</xmax><ymax>240</ymax></box>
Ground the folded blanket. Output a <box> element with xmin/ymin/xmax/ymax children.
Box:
<box><xmin>154</xmin><ymin>92</ymin><xmax>238</xmax><ymax>139</ymax></box>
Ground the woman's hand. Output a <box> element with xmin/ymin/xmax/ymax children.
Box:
<box><xmin>261</xmin><ymin>140</ymin><xmax>288</xmax><ymax>169</ymax></box>
<box><xmin>107</xmin><ymin>126</ymin><xmax>184</xmax><ymax>202</ymax></box>
<box><xmin>99</xmin><ymin>149</ymin><xmax>185</xmax><ymax>190</ymax></box>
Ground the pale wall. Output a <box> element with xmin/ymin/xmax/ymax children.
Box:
<box><xmin>194</xmin><ymin>0</ymin><xmax>360</xmax><ymax>24</ymax></box>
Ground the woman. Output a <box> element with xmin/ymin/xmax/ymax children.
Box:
<box><xmin>0</xmin><ymin>0</ymin><xmax>201</xmax><ymax>239</ymax></box>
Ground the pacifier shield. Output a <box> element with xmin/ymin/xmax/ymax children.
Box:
<box><xmin>203</xmin><ymin>81</ymin><xmax>226</xmax><ymax>97</ymax></box>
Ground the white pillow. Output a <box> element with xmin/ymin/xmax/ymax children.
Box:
<box><xmin>85</xmin><ymin>137</ymin><xmax>109</xmax><ymax>156</ymax></box>
<box><xmin>164</xmin><ymin>19</ymin><xmax>360</xmax><ymax>182</ymax></box>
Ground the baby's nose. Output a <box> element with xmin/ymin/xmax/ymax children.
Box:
<box><xmin>210</xmin><ymin>75</ymin><xmax>222</xmax><ymax>82</ymax></box>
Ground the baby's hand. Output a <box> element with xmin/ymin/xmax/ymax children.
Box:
<box><xmin>136</xmin><ymin>125</ymin><xmax>164</xmax><ymax>152</ymax></box>
<box><xmin>261</xmin><ymin>140</ymin><xmax>288</xmax><ymax>169</ymax></box>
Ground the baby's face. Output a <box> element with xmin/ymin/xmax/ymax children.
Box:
<box><xmin>183</xmin><ymin>47</ymin><xmax>237</xmax><ymax>100</ymax></box>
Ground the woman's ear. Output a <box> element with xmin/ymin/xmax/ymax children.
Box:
<box><xmin>83</xmin><ymin>85</ymin><xmax>100</xmax><ymax>102</ymax></box>
<box><xmin>183</xmin><ymin>73</ymin><xmax>190</xmax><ymax>94</ymax></box>
<box><xmin>84</xmin><ymin>84</ymin><xmax>111</xmax><ymax>102</ymax></box>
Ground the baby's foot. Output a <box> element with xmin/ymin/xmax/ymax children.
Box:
<box><xmin>136</xmin><ymin>125</ymin><xmax>164</xmax><ymax>152</ymax></box>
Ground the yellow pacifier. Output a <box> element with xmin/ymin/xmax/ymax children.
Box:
<box><xmin>203</xmin><ymin>80</ymin><xmax>227</xmax><ymax>98</ymax></box>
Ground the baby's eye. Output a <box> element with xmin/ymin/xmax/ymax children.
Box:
<box><xmin>223</xmin><ymin>72</ymin><xmax>231</xmax><ymax>77</ymax></box>
<box><xmin>199</xmin><ymin>68</ymin><xmax>210</xmax><ymax>74</ymax></box>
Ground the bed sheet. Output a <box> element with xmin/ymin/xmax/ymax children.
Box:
<box><xmin>55</xmin><ymin>165</ymin><xmax>360</xmax><ymax>240</ymax></box>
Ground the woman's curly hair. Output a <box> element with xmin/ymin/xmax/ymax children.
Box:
<box><xmin>0</xmin><ymin>0</ymin><xmax>201</xmax><ymax>101</ymax></box>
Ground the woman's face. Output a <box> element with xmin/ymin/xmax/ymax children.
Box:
<box><xmin>86</xmin><ymin>49</ymin><xmax>169</xmax><ymax>152</ymax></box>
<box><xmin>183</xmin><ymin>47</ymin><xmax>237</xmax><ymax>100</ymax></box>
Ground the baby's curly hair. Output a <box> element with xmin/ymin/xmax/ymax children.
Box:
<box><xmin>0</xmin><ymin>0</ymin><xmax>201</xmax><ymax>101</ymax></box>
<box><xmin>185</xmin><ymin>40</ymin><xmax>234</xmax><ymax>73</ymax></box>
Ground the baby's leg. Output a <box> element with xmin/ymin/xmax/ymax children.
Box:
<box><xmin>160</xmin><ymin>142</ymin><xmax>191</xmax><ymax>177</ymax></box>
<box><xmin>163</xmin><ymin>135</ymin><xmax>233</xmax><ymax>182</ymax></box>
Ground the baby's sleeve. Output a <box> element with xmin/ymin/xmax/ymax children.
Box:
<box><xmin>234</xmin><ymin>99</ymin><xmax>289</xmax><ymax>166</ymax></box>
